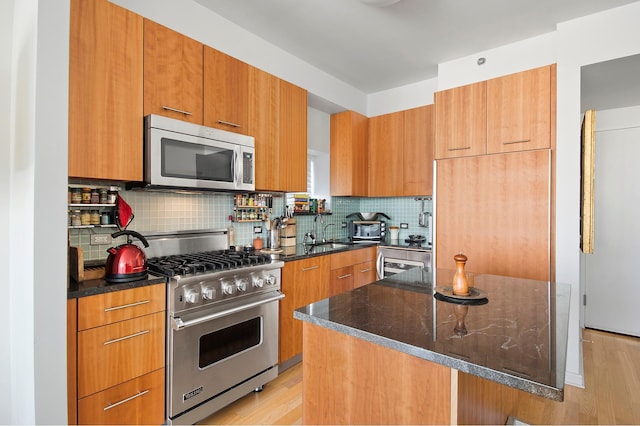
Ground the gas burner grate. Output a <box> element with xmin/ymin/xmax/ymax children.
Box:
<box><xmin>147</xmin><ymin>250</ymin><xmax>273</xmax><ymax>277</ymax></box>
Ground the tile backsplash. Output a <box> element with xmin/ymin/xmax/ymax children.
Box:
<box><xmin>69</xmin><ymin>190</ymin><xmax>432</xmax><ymax>261</ymax></box>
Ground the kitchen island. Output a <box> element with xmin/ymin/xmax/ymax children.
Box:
<box><xmin>294</xmin><ymin>267</ymin><xmax>570</xmax><ymax>425</ymax></box>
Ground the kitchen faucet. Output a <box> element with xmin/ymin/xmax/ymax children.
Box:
<box><xmin>322</xmin><ymin>223</ymin><xmax>335</xmax><ymax>243</ymax></box>
<box><xmin>313</xmin><ymin>213</ymin><xmax>323</xmax><ymax>243</ymax></box>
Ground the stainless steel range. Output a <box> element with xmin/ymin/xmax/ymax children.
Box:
<box><xmin>142</xmin><ymin>229</ymin><xmax>284</xmax><ymax>425</ymax></box>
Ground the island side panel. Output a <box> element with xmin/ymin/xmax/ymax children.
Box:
<box><xmin>457</xmin><ymin>370</ymin><xmax>519</xmax><ymax>425</ymax></box>
<box><xmin>302</xmin><ymin>322</ymin><xmax>451</xmax><ymax>425</ymax></box>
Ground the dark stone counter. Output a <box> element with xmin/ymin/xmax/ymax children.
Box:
<box><xmin>270</xmin><ymin>240</ymin><xmax>378</xmax><ymax>262</ymax></box>
<box><xmin>67</xmin><ymin>274</ymin><xmax>166</xmax><ymax>299</ymax></box>
<box><xmin>294</xmin><ymin>267</ymin><xmax>570</xmax><ymax>401</ymax></box>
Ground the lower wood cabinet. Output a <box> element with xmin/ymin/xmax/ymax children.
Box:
<box><xmin>329</xmin><ymin>246</ymin><xmax>377</xmax><ymax>297</ymax></box>
<box><xmin>68</xmin><ymin>284</ymin><xmax>166</xmax><ymax>425</ymax></box>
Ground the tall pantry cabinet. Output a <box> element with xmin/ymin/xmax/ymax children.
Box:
<box><xmin>435</xmin><ymin>65</ymin><xmax>556</xmax><ymax>281</ymax></box>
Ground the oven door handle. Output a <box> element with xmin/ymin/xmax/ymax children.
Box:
<box><xmin>376</xmin><ymin>251</ymin><xmax>384</xmax><ymax>280</ymax></box>
<box><xmin>171</xmin><ymin>291</ymin><xmax>285</xmax><ymax>330</ymax></box>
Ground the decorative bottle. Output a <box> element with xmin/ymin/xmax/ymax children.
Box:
<box><xmin>228</xmin><ymin>215</ymin><xmax>235</xmax><ymax>247</ymax></box>
<box><xmin>452</xmin><ymin>252</ymin><xmax>470</xmax><ymax>296</ymax></box>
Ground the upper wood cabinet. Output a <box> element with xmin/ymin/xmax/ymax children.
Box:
<box><xmin>279</xmin><ymin>80</ymin><xmax>308</xmax><ymax>192</ymax></box>
<box><xmin>434</xmin><ymin>81</ymin><xmax>487</xmax><ymax>159</ymax></box>
<box><xmin>435</xmin><ymin>65</ymin><xmax>556</xmax><ymax>159</ymax></box>
<box><xmin>486</xmin><ymin>65</ymin><xmax>553</xmax><ymax>154</ymax></box>
<box><xmin>404</xmin><ymin>105</ymin><xmax>435</xmax><ymax>196</ymax></box>
<box><xmin>203</xmin><ymin>47</ymin><xmax>250</xmax><ymax>134</ymax></box>
<box><xmin>143</xmin><ymin>19</ymin><xmax>203</xmax><ymax>124</ymax></box>
<box><xmin>249</xmin><ymin>68</ymin><xmax>308</xmax><ymax>192</ymax></box>
<box><xmin>68</xmin><ymin>0</ymin><xmax>143</xmax><ymax>181</ymax></box>
<box><xmin>330</xmin><ymin>110</ymin><xmax>369</xmax><ymax>196</ymax></box>
<box><xmin>368</xmin><ymin>111</ymin><xmax>404</xmax><ymax>197</ymax></box>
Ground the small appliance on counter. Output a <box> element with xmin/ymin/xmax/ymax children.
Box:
<box><xmin>347</xmin><ymin>212</ymin><xmax>390</xmax><ymax>243</ymax></box>
<box><xmin>104</xmin><ymin>230</ymin><xmax>149</xmax><ymax>283</ymax></box>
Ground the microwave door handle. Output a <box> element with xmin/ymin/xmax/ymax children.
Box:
<box><xmin>233</xmin><ymin>150</ymin><xmax>240</xmax><ymax>186</ymax></box>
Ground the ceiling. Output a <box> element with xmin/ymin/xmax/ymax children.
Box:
<box><xmin>194</xmin><ymin>0</ymin><xmax>638</xmax><ymax>94</ymax></box>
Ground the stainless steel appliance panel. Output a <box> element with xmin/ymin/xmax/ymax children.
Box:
<box><xmin>376</xmin><ymin>246</ymin><xmax>432</xmax><ymax>279</ymax></box>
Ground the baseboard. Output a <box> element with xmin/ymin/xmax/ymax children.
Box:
<box><xmin>564</xmin><ymin>370</ymin><xmax>584</xmax><ymax>388</ymax></box>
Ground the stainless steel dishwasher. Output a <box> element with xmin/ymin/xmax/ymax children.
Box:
<box><xmin>376</xmin><ymin>246</ymin><xmax>432</xmax><ymax>279</ymax></box>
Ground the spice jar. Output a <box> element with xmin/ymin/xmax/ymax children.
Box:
<box><xmin>90</xmin><ymin>210</ymin><xmax>101</xmax><ymax>225</ymax></box>
<box><xmin>80</xmin><ymin>210</ymin><xmax>91</xmax><ymax>225</ymax></box>
<box><xmin>81</xmin><ymin>188</ymin><xmax>92</xmax><ymax>204</ymax></box>
<box><xmin>107</xmin><ymin>187</ymin><xmax>118</xmax><ymax>204</ymax></box>
<box><xmin>70</xmin><ymin>210</ymin><xmax>81</xmax><ymax>227</ymax></box>
<box><xmin>70</xmin><ymin>188</ymin><xmax>82</xmax><ymax>204</ymax></box>
<box><xmin>99</xmin><ymin>188</ymin><xmax>108</xmax><ymax>204</ymax></box>
<box><xmin>101</xmin><ymin>212</ymin><xmax>110</xmax><ymax>225</ymax></box>
<box><xmin>90</xmin><ymin>188</ymin><xmax>100</xmax><ymax>204</ymax></box>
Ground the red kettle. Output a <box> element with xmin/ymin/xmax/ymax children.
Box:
<box><xmin>105</xmin><ymin>230</ymin><xmax>149</xmax><ymax>283</ymax></box>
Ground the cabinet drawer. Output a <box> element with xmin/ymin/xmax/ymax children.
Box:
<box><xmin>353</xmin><ymin>260</ymin><xmax>376</xmax><ymax>288</ymax></box>
<box><xmin>78</xmin><ymin>311</ymin><xmax>165</xmax><ymax>398</ymax></box>
<box><xmin>78</xmin><ymin>284</ymin><xmax>165</xmax><ymax>330</ymax></box>
<box><xmin>78</xmin><ymin>368</ymin><xmax>165</xmax><ymax>425</ymax></box>
<box><xmin>329</xmin><ymin>265</ymin><xmax>354</xmax><ymax>297</ymax></box>
<box><xmin>330</xmin><ymin>246</ymin><xmax>376</xmax><ymax>270</ymax></box>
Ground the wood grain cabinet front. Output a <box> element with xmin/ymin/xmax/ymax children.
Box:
<box><xmin>330</xmin><ymin>110</ymin><xmax>369</xmax><ymax>196</ymax></box>
<box><xmin>143</xmin><ymin>19</ymin><xmax>203</xmax><ymax>124</ymax></box>
<box><xmin>68</xmin><ymin>0</ymin><xmax>143</xmax><ymax>181</ymax></box>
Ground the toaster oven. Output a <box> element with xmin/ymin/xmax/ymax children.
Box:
<box><xmin>349</xmin><ymin>220</ymin><xmax>387</xmax><ymax>243</ymax></box>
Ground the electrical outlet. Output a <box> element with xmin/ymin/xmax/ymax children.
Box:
<box><xmin>400</xmin><ymin>223</ymin><xmax>409</xmax><ymax>229</ymax></box>
<box><xmin>253</xmin><ymin>226</ymin><xmax>262</xmax><ymax>233</ymax></box>
<box><xmin>341</xmin><ymin>222</ymin><xmax>347</xmax><ymax>228</ymax></box>
<box><xmin>90</xmin><ymin>234</ymin><xmax>112</xmax><ymax>245</ymax></box>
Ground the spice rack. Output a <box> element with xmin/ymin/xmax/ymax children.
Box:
<box><xmin>68</xmin><ymin>184</ymin><xmax>119</xmax><ymax>229</ymax></box>
<box><xmin>232</xmin><ymin>193</ymin><xmax>273</xmax><ymax>223</ymax></box>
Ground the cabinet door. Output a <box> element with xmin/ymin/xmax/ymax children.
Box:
<box><xmin>353</xmin><ymin>260</ymin><xmax>376</xmax><ymax>288</ymax></box>
<box><xmin>68</xmin><ymin>0</ymin><xmax>143</xmax><ymax>181</ymax></box>
<box><xmin>404</xmin><ymin>105</ymin><xmax>435</xmax><ymax>196</ymax></box>
<box><xmin>487</xmin><ymin>66</ymin><xmax>552</xmax><ymax>154</ymax></box>
<box><xmin>77</xmin><ymin>311</ymin><xmax>165</xmax><ymax>398</ymax></box>
<box><xmin>280</xmin><ymin>256</ymin><xmax>329</xmax><ymax>363</ymax></box>
<box><xmin>143</xmin><ymin>19</ymin><xmax>203</xmax><ymax>124</ymax></box>
<box><xmin>435</xmin><ymin>81</ymin><xmax>486</xmax><ymax>159</ymax></box>
<box><xmin>330</xmin><ymin>266</ymin><xmax>354</xmax><ymax>297</ymax></box>
<box><xmin>203</xmin><ymin>47</ymin><xmax>250</xmax><ymax>134</ymax></box>
<box><xmin>249</xmin><ymin>67</ymin><xmax>280</xmax><ymax>191</ymax></box>
<box><xmin>78</xmin><ymin>368</ymin><xmax>165</xmax><ymax>425</ymax></box>
<box><xmin>330</xmin><ymin>110</ymin><xmax>369</xmax><ymax>196</ymax></box>
<box><xmin>279</xmin><ymin>80</ymin><xmax>308</xmax><ymax>192</ymax></box>
<box><xmin>368</xmin><ymin>111</ymin><xmax>404</xmax><ymax>196</ymax></box>
<box><xmin>435</xmin><ymin>150</ymin><xmax>551</xmax><ymax>281</ymax></box>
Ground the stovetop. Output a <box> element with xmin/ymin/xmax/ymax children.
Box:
<box><xmin>147</xmin><ymin>250</ymin><xmax>274</xmax><ymax>277</ymax></box>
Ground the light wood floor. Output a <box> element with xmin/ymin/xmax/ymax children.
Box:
<box><xmin>199</xmin><ymin>328</ymin><xmax>639</xmax><ymax>425</ymax></box>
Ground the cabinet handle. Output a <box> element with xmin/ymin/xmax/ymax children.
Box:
<box><xmin>103</xmin><ymin>329</ymin><xmax>149</xmax><ymax>346</ymax></box>
<box><xmin>359</xmin><ymin>268</ymin><xmax>371</xmax><ymax>273</ymax></box>
<box><xmin>161</xmin><ymin>105</ymin><xmax>193</xmax><ymax>116</ymax></box>
<box><xmin>337</xmin><ymin>273</ymin><xmax>352</xmax><ymax>279</ymax></box>
<box><xmin>447</xmin><ymin>146</ymin><xmax>471</xmax><ymax>151</ymax></box>
<box><xmin>502</xmin><ymin>139</ymin><xmax>531</xmax><ymax>145</ymax></box>
<box><xmin>302</xmin><ymin>265</ymin><xmax>320</xmax><ymax>271</ymax></box>
<box><xmin>104</xmin><ymin>300</ymin><xmax>150</xmax><ymax>312</ymax></box>
<box><xmin>103</xmin><ymin>389</ymin><xmax>150</xmax><ymax>411</ymax></box>
<box><xmin>217</xmin><ymin>119</ymin><xmax>241</xmax><ymax>128</ymax></box>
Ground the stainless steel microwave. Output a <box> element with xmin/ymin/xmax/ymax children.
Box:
<box><xmin>140</xmin><ymin>114</ymin><xmax>255</xmax><ymax>192</ymax></box>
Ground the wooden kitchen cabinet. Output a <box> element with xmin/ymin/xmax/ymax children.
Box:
<box><xmin>435</xmin><ymin>149</ymin><xmax>552</xmax><ymax>281</ymax></box>
<box><xmin>486</xmin><ymin>65</ymin><xmax>554</xmax><ymax>154</ymax></box>
<box><xmin>203</xmin><ymin>47</ymin><xmax>250</xmax><ymax>134</ymax></box>
<box><xmin>330</xmin><ymin>110</ymin><xmax>369</xmax><ymax>196</ymax></box>
<box><xmin>404</xmin><ymin>105</ymin><xmax>435</xmax><ymax>196</ymax></box>
<box><xmin>143</xmin><ymin>19</ymin><xmax>203</xmax><ymax>124</ymax></box>
<box><xmin>279</xmin><ymin>256</ymin><xmax>329</xmax><ymax>364</ymax></box>
<box><xmin>250</xmin><ymin>69</ymin><xmax>308</xmax><ymax>192</ymax></box>
<box><xmin>68</xmin><ymin>0</ymin><xmax>143</xmax><ymax>181</ymax></box>
<box><xmin>368</xmin><ymin>111</ymin><xmax>404</xmax><ymax>196</ymax></box>
<box><xmin>329</xmin><ymin>246</ymin><xmax>377</xmax><ymax>295</ymax></box>
<box><xmin>69</xmin><ymin>284</ymin><xmax>166</xmax><ymax>424</ymax></box>
<box><xmin>434</xmin><ymin>81</ymin><xmax>487</xmax><ymax>159</ymax></box>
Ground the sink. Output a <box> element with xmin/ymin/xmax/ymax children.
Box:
<box><xmin>309</xmin><ymin>242</ymin><xmax>352</xmax><ymax>249</ymax></box>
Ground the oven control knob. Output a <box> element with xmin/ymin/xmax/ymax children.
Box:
<box><xmin>202</xmin><ymin>286</ymin><xmax>216</xmax><ymax>300</ymax></box>
<box><xmin>222</xmin><ymin>280</ymin><xmax>236</xmax><ymax>295</ymax></box>
<box><xmin>252</xmin><ymin>276</ymin><xmax>265</xmax><ymax>288</ymax></box>
<box><xmin>265</xmin><ymin>274</ymin><xmax>277</xmax><ymax>286</ymax></box>
<box><xmin>184</xmin><ymin>289</ymin><xmax>200</xmax><ymax>304</ymax></box>
<box><xmin>236</xmin><ymin>278</ymin><xmax>248</xmax><ymax>292</ymax></box>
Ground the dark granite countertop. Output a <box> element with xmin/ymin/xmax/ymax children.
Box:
<box><xmin>270</xmin><ymin>240</ymin><xmax>379</xmax><ymax>262</ymax></box>
<box><xmin>68</xmin><ymin>274</ymin><xmax>166</xmax><ymax>299</ymax></box>
<box><xmin>294</xmin><ymin>267</ymin><xmax>571</xmax><ymax>401</ymax></box>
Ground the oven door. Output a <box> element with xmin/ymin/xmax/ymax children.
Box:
<box><xmin>376</xmin><ymin>247</ymin><xmax>432</xmax><ymax>279</ymax></box>
<box><xmin>167</xmin><ymin>291</ymin><xmax>282</xmax><ymax>419</ymax></box>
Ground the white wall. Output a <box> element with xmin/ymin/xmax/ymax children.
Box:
<box><xmin>367</xmin><ymin>78</ymin><xmax>437</xmax><ymax>117</ymax></box>
<box><xmin>3</xmin><ymin>0</ymin><xmax>69</xmax><ymax>423</ymax></box>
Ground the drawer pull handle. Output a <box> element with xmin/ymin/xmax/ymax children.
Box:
<box><xmin>502</xmin><ymin>139</ymin><xmax>531</xmax><ymax>145</ymax></box>
<box><xmin>161</xmin><ymin>105</ymin><xmax>193</xmax><ymax>116</ymax></box>
<box><xmin>337</xmin><ymin>273</ymin><xmax>352</xmax><ymax>279</ymax></box>
<box><xmin>217</xmin><ymin>119</ymin><xmax>241</xmax><ymax>128</ymax></box>
<box><xmin>302</xmin><ymin>265</ymin><xmax>320</xmax><ymax>271</ymax></box>
<box><xmin>104</xmin><ymin>330</ymin><xmax>149</xmax><ymax>346</ymax></box>
<box><xmin>448</xmin><ymin>146</ymin><xmax>471</xmax><ymax>151</ymax></box>
<box><xmin>104</xmin><ymin>300</ymin><xmax>150</xmax><ymax>312</ymax></box>
<box><xmin>104</xmin><ymin>389</ymin><xmax>150</xmax><ymax>411</ymax></box>
<box><xmin>359</xmin><ymin>268</ymin><xmax>371</xmax><ymax>273</ymax></box>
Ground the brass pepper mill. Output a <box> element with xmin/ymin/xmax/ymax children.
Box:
<box><xmin>452</xmin><ymin>252</ymin><xmax>470</xmax><ymax>296</ymax></box>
